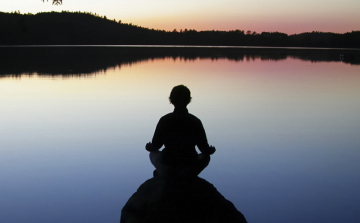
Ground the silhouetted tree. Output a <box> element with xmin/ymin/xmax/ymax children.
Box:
<box><xmin>42</xmin><ymin>0</ymin><xmax>62</xmax><ymax>6</ymax></box>
<box><xmin>1</xmin><ymin>11</ymin><xmax>359</xmax><ymax>47</ymax></box>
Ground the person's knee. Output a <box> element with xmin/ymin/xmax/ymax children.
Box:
<box><xmin>150</xmin><ymin>150</ymin><xmax>161</xmax><ymax>157</ymax></box>
<box><xmin>199</xmin><ymin>153</ymin><xmax>210</xmax><ymax>164</ymax></box>
<box><xmin>150</xmin><ymin>151</ymin><xmax>162</xmax><ymax>166</ymax></box>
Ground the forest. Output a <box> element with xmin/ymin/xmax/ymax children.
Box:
<box><xmin>0</xmin><ymin>11</ymin><xmax>359</xmax><ymax>48</ymax></box>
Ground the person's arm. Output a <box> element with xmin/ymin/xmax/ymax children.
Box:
<box><xmin>146</xmin><ymin>118</ymin><xmax>165</xmax><ymax>152</ymax></box>
<box><xmin>196</xmin><ymin>120</ymin><xmax>216</xmax><ymax>155</ymax></box>
<box><xmin>145</xmin><ymin>142</ymin><xmax>157</xmax><ymax>152</ymax></box>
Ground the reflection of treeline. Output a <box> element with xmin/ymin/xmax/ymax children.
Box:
<box><xmin>1</xmin><ymin>11</ymin><xmax>359</xmax><ymax>48</ymax></box>
<box><xmin>1</xmin><ymin>46</ymin><xmax>359</xmax><ymax>77</ymax></box>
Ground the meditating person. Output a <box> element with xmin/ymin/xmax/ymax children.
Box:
<box><xmin>146</xmin><ymin>85</ymin><xmax>216</xmax><ymax>177</ymax></box>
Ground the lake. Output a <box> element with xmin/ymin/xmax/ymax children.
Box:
<box><xmin>0</xmin><ymin>46</ymin><xmax>359</xmax><ymax>223</ymax></box>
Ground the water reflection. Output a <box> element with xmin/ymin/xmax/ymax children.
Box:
<box><xmin>0</xmin><ymin>46</ymin><xmax>359</xmax><ymax>77</ymax></box>
<box><xmin>0</xmin><ymin>49</ymin><xmax>359</xmax><ymax>223</ymax></box>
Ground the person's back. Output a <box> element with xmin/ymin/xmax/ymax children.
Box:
<box><xmin>146</xmin><ymin>85</ymin><xmax>215</xmax><ymax>176</ymax></box>
<box><xmin>152</xmin><ymin>107</ymin><xmax>210</xmax><ymax>165</ymax></box>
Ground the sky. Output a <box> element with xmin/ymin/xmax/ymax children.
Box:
<box><xmin>1</xmin><ymin>0</ymin><xmax>360</xmax><ymax>34</ymax></box>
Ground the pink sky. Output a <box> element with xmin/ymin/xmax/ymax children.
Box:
<box><xmin>1</xmin><ymin>0</ymin><xmax>359</xmax><ymax>34</ymax></box>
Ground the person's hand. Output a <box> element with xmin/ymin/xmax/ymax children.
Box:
<box><xmin>208</xmin><ymin>145</ymin><xmax>216</xmax><ymax>155</ymax></box>
<box><xmin>146</xmin><ymin>142</ymin><xmax>154</xmax><ymax>152</ymax></box>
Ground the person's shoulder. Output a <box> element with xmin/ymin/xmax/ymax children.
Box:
<box><xmin>188</xmin><ymin>113</ymin><xmax>202</xmax><ymax>122</ymax></box>
<box><xmin>159</xmin><ymin>112</ymin><xmax>174</xmax><ymax>121</ymax></box>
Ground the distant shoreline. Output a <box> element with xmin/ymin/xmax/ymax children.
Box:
<box><xmin>1</xmin><ymin>45</ymin><xmax>359</xmax><ymax>78</ymax></box>
<box><xmin>1</xmin><ymin>11</ymin><xmax>359</xmax><ymax>48</ymax></box>
<box><xmin>1</xmin><ymin>45</ymin><xmax>360</xmax><ymax>50</ymax></box>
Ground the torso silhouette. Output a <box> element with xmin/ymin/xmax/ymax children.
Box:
<box><xmin>152</xmin><ymin>107</ymin><xmax>210</xmax><ymax>165</ymax></box>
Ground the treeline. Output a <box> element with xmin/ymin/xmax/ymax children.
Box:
<box><xmin>0</xmin><ymin>11</ymin><xmax>359</xmax><ymax>48</ymax></box>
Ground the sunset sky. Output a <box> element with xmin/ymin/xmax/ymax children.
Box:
<box><xmin>1</xmin><ymin>0</ymin><xmax>360</xmax><ymax>34</ymax></box>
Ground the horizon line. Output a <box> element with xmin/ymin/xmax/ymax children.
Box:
<box><xmin>2</xmin><ymin>11</ymin><xmax>359</xmax><ymax>36</ymax></box>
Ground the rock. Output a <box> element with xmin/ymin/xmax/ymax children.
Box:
<box><xmin>120</xmin><ymin>176</ymin><xmax>247</xmax><ymax>223</ymax></box>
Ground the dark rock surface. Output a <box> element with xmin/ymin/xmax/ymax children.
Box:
<box><xmin>120</xmin><ymin>176</ymin><xmax>247</xmax><ymax>223</ymax></box>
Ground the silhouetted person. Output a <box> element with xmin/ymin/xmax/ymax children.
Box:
<box><xmin>146</xmin><ymin>85</ymin><xmax>216</xmax><ymax>177</ymax></box>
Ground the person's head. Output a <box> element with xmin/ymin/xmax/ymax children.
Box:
<box><xmin>169</xmin><ymin>85</ymin><xmax>192</xmax><ymax>107</ymax></box>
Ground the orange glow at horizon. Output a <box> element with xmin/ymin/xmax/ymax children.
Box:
<box><xmin>2</xmin><ymin>0</ymin><xmax>359</xmax><ymax>35</ymax></box>
<box><xmin>121</xmin><ymin>12</ymin><xmax>359</xmax><ymax>35</ymax></box>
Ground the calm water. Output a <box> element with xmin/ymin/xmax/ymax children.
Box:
<box><xmin>1</xmin><ymin>48</ymin><xmax>360</xmax><ymax>223</ymax></box>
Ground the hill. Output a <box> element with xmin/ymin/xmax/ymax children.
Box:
<box><xmin>1</xmin><ymin>11</ymin><xmax>359</xmax><ymax>48</ymax></box>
